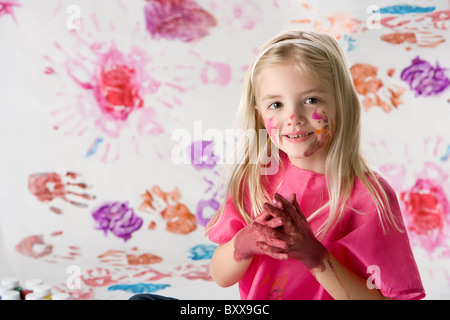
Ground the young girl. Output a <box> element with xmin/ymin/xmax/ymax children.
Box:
<box><xmin>206</xmin><ymin>30</ymin><xmax>425</xmax><ymax>300</ymax></box>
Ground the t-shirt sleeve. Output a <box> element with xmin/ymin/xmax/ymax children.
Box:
<box><xmin>207</xmin><ymin>195</ymin><xmax>247</xmax><ymax>245</ymax></box>
<box><xmin>332</xmin><ymin>174</ymin><xmax>426</xmax><ymax>300</ymax></box>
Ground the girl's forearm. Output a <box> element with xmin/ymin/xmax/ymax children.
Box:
<box><xmin>310</xmin><ymin>251</ymin><xmax>390</xmax><ymax>300</ymax></box>
<box><xmin>210</xmin><ymin>237</ymin><xmax>252</xmax><ymax>288</ymax></box>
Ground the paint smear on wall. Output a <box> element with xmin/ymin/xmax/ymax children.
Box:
<box><xmin>196</xmin><ymin>197</ymin><xmax>220</xmax><ymax>226</ymax></box>
<box><xmin>186</xmin><ymin>140</ymin><xmax>221</xmax><ymax>226</ymax></box>
<box><xmin>401</xmin><ymin>178</ymin><xmax>449</xmax><ymax>236</ymax></box>
<box><xmin>0</xmin><ymin>0</ymin><xmax>21</xmax><ymax>23</ymax></box>
<box><xmin>82</xmin><ymin>267</ymin><xmax>125</xmax><ymax>287</ymax></box>
<box><xmin>290</xmin><ymin>3</ymin><xmax>447</xmax><ymax>52</ymax></box>
<box><xmin>108</xmin><ymin>282</ymin><xmax>170</xmax><ymax>294</ymax></box>
<box><xmin>139</xmin><ymin>186</ymin><xmax>197</xmax><ymax>234</ymax></box>
<box><xmin>52</xmin><ymin>284</ymin><xmax>95</xmax><ymax>300</ymax></box>
<box><xmin>127</xmin><ymin>253</ymin><xmax>163</xmax><ymax>265</ymax></box>
<box><xmin>379</xmin><ymin>5</ymin><xmax>435</xmax><ymax>15</ymax></box>
<box><xmin>188</xmin><ymin>244</ymin><xmax>217</xmax><ymax>260</ymax></box>
<box><xmin>374</xmin><ymin>137</ymin><xmax>450</xmax><ymax>256</ymax></box>
<box><xmin>53</xmin><ymin>41</ymin><xmax>163</xmax><ymax>134</ymax></box>
<box><xmin>209</xmin><ymin>0</ymin><xmax>263</xmax><ymax>31</ymax></box>
<box><xmin>381</xmin><ymin>32</ymin><xmax>417</xmax><ymax>46</ymax></box>
<box><xmin>176</xmin><ymin>263</ymin><xmax>213</xmax><ymax>281</ymax></box>
<box><xmin>15</xmin><ymin>231</ymin><xmax>81</xmax><ymax>263</ymax></box>
<box><xmin>400</xmin><ymin>56</ymin><xmax>450</xmax><ymax>97</ymax></box>
<box><xmin>92</xmin><ymin>201</ymin><xmax>143</xmax><ymax>241</ymax></box>
<box><xmin>379</xmin><ymin>7</ymin><xmax>449</xmax><ymax>49</ymax></box>
<box><xmin>200</xmin><ymin>61</ymin><xmax>232</xmax><ymax>86</ymax></box>
<box><xmin>28</xmin><ymin>172</ymin><xmax>95</xmax><ymax>213</ymax></box>
<box><xmin>399</xmin><ymin>161</ymin><xmax>450</xmax><ymax>254</ymax></box>
<box><xmin>350</xmin><ymin>63</ymin><xmax>405</xmax><ymax>112</ymax></box>
<box><xmin>44</xmin><ymin>21</ymin><xmax>176</xmax><ymax>162</ymax></box>
<box><xmin>144</xmin><ymin>0</ymin><xmax>217</xmax><ymax>42</ymax></box>
<box><xmin>93</xmin><ymin>50</ymin><xmax>145</xmax><ymax>121</ymax></box>
<box><xmin>98</xmin><ymin>248</ymin><xmax>163</xmax><ymax>266</ymax></box>
<box><xmin>15</xmin><ymin>234</ymin><xmax>53</xmax><ymax>259</ymax></box>
<box><xmin>290</xmin><ymin>5</ymin><xmax>365</xmax><ymax>41</ymax></box>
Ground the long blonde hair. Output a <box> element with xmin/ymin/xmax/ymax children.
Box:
<box><xmin>206</xmin><ymin>30</ymin><xmax>401</xmax><ymax>237</ymax></box>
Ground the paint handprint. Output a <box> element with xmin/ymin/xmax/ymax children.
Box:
<box><xmin>401</xmin><ymin>178</ymin><xmax>448</xmax><ymax>236</ymax></box>
<box><xmin>144</xmin><ymin>0</ymin><xmax>217</xmax><ymax>42</ymax></box>
<box><xmin>92</xmin><ymin>201</ymin><xmax>143</xmax><ymax>241</ymax></box>
<box><xmin>400</xmin><ymin>56</ymin><xmax>450</xmax><ymax>97</ymax></box>
<box><xmin>139</xmin><ymin>186</ymin><xmax>197</xmax><ymax>234</ymax></box>
<box><xmin>28</xmin><ymin>172</ymin><xmax>95</xmax><ymax>213</ymax></box>
<box><xmin>15</xmin><ymin>231</ymin><xmax>81</xmax><ymax>261</ymax></box>
<box><xmin>15</xmin><ymin>234</ymin><xmax>53</xmax><ymax>259</ymax></box>
<box><xmin>350</xmin><ymin>63</ymin><xmax>405</xmax><ymax>113</ymax></box>
<box><xmin>97</xmin><ymin>249</ymin><xmax>163</xmax><ymax>266</ymax></box>
<box><xmin>95</xmin><ymin>61</ymin><xmax>144</xmax><ymax>121</ymax></box>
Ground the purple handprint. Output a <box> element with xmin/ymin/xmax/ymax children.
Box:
<box><xmin>401</xmin><ymin>56</ymin><xmax>450</xmax><ymax>97</ymax></box>
<box><xmin>92</xmin><ymin>201</ymin><xmax>143</xmax><ymax>241</ymax></box>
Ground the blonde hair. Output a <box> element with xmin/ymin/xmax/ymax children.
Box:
<box><xmin>206</xmin><ymin>30</ymin><xmax>401</xmax><ymax>237</ymax></box>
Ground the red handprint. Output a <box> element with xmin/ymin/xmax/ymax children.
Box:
<box><xmin>28</xmin><ymin>171</ymin><xmax>95</xmax><ymax>213</ymax></box>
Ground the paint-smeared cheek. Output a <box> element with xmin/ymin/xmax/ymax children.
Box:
<box><xmin>312</xmin><ymin>109</ymin><xmax>325</xmax><ymax>121</ymax></box>
<box><xmin>304</xmin><ymin>110</ymin><xmax>335</xmax><ymax>157</ymax></box>
<box><xmin>312</xmin><ymin>110</ymin><xmax>334</xmax><ymax>139</ymax></box>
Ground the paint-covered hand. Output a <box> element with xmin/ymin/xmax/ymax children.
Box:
<box><xmin>262</xmin><ymin>193</ymin><xmax>327</xmax><ymax>269</ymax></box>
<box><xmin>233</xmin><ymin>214</ymin><xmax>288</xmax><ymax>262</ymax></box>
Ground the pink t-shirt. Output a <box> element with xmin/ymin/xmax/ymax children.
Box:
<box><xmin>208</xmin><ymin>154</ymin><xmax>425</xmax><ymax>300</ymax></box>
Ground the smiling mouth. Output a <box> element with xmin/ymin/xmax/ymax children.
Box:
<box><xmin>285</xmin><ymin>132</ymin><xmax>313</xmax><ymax>139</ymax></box>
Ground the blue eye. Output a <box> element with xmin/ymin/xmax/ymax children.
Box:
<box><xmin>305</xmin><ymin>97</ymin><xmax>319</xmax><ymax>104</ymax></box>
<box><xmin>268</xmin><ymin>102</ymin><xmax>282</xmax><ymax>109</ymax></box>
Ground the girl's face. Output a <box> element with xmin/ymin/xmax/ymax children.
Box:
<box><xmin>255</xmin><ymin>60</ymin><xmax>336</xmax><ymax>173</ymax></box>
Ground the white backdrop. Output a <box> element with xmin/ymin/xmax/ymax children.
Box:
<box><xmin>1</xmin><ymin>0</ymin><xmax>449</xmax><ymax>299</ymax></box>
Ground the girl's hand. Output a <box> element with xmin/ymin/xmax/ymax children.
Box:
<box><xmin>261</xmin><ymin>193</ymin><xmax>327</xmax><ymax>269</ymax></box>
<box><xmin>233</xmin><ymin>214</ymin><xmax>288</xmax><ymax>262</ymax></box>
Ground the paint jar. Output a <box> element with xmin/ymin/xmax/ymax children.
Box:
<box><xmin>33</xmin><ymin>284</ymin><xmax>52</xmax><ymax>300</ymax></box>
<box><xmin>51</xmin><ymin>292</ymin><xmax>70</xmax><ymax>300</ymax></box>
<box><xmin>0</xmin><ymin>285</ymin><xmax>13</xmax><ymax>299</ymax></box>
<box><xmin>22</xmin><ymin>278</ymin><xmax>44</xmax><ymax>299</ymax></box>
<box><xmin>1</xmin><ymin>290</ymin><xmax>21</xmax><ymax>300</ymax></box>
<box><xmin>25</xmin><ymin>293</ymin><xmax>43</xmax><ymax>300</ymax></box>
<box><xmin>1</xmin><ymin>277</ymin><xmax>23</xmax><ymax>296</ymax></box>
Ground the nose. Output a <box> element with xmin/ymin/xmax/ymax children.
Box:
<box><xmin>287</xmin><ymin>108</ymin><xmax>306</xmax><ymax>126</ymax></box>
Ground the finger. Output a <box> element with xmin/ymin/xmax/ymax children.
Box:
<box><xmin>265</xmin><ymin>217</ymin><xmax>283</xmax><ymax>229</ymax></box>
<box><xmin>272</xmin><ymin>197</ymin><xmax>284</xmax><ymax>210</ymax></box>
<box><xmin>287</xmin><ymin>193</ymin><xmax>307</xmax><ymax>222</ymax></box>
<box><xmin>254</xmin><ymin>211</ymin><xmax>272</xmax><ymax>224</ymax></box>
<box><xmin>255</xmin><ymin>210</ymin><xmax>283</xmax><ymax>228</ymax></box>
<box><xmin>274</xmin><ymin>193</ymin><xmax>304</xmax><ymax>222</ymax></box>
<box><xmin>287</xmin><ymin>193</ymin><xmax>296</xmax><ymax>205</ymax></box>
<box><xmin>261</xmin><ymin>236</ymin><xmax>287</xmax><ymax>249</ymax></box>
<box><xmin>256</xmin><ymin>242</ymin><xmax>289</xmax><ymax>260</ymax></box>
<box><xmin>253</xmin><ymin>223</ymin><xmax>288</xmax><ymax>248</ymax></box>
<box><xmin>263</xmin><ymin>202</ymin><xmax>288</xmax><ymax>220</ymax></box>
<box><xmin>264</xmin><ymin>201</ymin><xmax>294</xmax><ymax>226</ymax></box>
